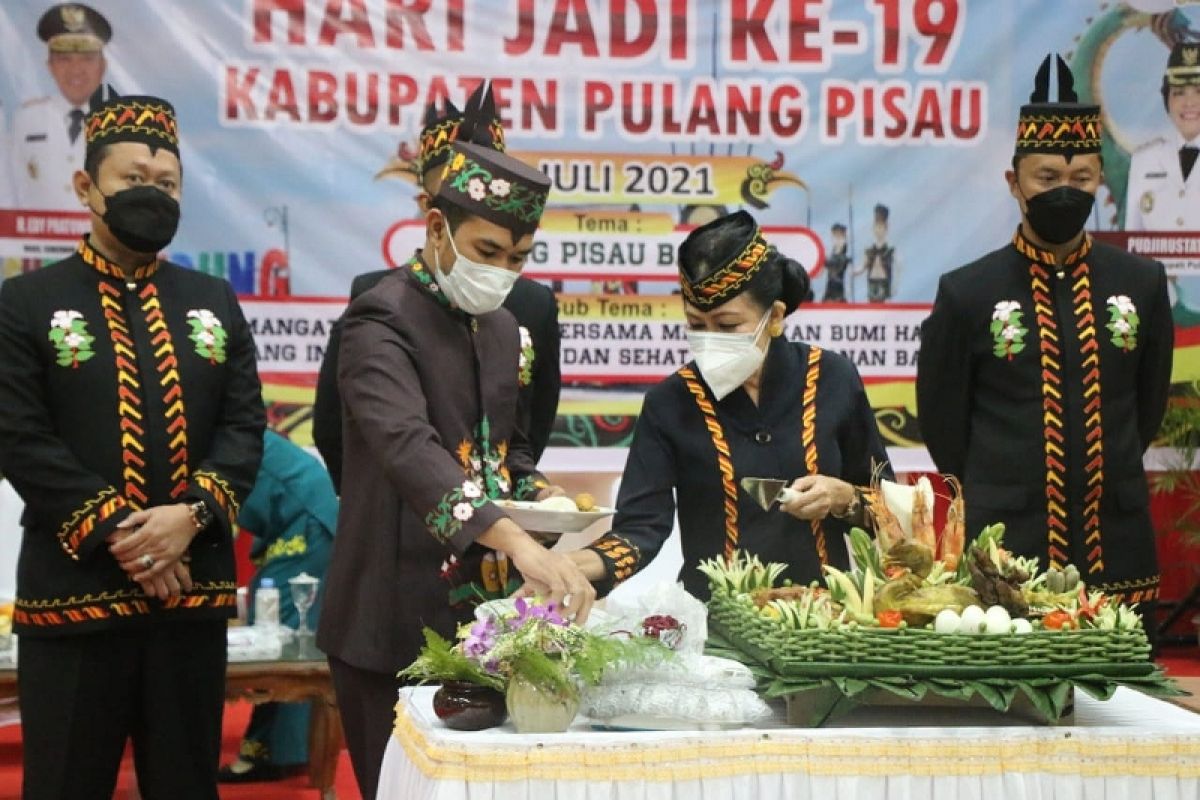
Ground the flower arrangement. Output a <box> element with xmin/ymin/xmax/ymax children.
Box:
<box><xmin>399</xmin><ymin>597</ymin><xmax>667</xmax><ymax>700</ymax></box>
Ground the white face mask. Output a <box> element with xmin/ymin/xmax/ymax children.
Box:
<box><xmin>432</xmin><ymin>230</ymin><xmax>519</xmax><ymax>315</ymax></box>
<box><xmin>686</xmin><ymin>310</ymin><xmax>772</xmax><ymax>401</ymax></box>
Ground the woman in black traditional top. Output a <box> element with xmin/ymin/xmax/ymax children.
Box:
<box><xmin>572</xmin><ymin>211</ymin><xmax>891</xmax><ymax>598</ymax></box>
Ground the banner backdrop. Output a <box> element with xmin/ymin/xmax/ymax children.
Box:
<box><xmin>2</xmin><ymin>0</ymin><xmax>1198</xmax><ymax>456</ymax></box>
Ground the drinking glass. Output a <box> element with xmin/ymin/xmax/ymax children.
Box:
<box><xmin>288</xmin><ymin>573</ymin><xmax>320</xmax><ymax>640</ymax></box>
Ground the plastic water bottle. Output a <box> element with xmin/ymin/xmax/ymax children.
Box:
<box><xmin>254</xmin><ymin>578</ymin><xmax>281</xmax><ymax>630</ymax></box>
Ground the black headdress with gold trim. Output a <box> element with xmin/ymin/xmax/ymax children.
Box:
<box><xmin>678</xmin><ymin>211</ymin><xmax>773</xmax><ymax>310</ymax></box>
<box><xmin>435</xmin><ymin>142</ymin><xmax>550</xmax><ymax>238</ymax></box>
<box><xmin>416</xmin><ymin>82</ymin><xmax>505</xmax><ymax>177</ymax></box>
<box><xmin>1015</xmin><ymin>54</ymin><xmax>1101</xmax><ymax>159</ymax></box>
<box><xmin>85</xmin><ymin>87</ymin><xmax>178</xmax><ymax>158</ymax></box>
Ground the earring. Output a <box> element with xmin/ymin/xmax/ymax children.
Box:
<box><xmin>769</xmin><ymin>321</ymin><xmax>784</xmax><ymax>337</ymax></box>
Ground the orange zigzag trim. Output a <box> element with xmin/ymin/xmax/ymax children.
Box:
<box><xmin>14</xmin><ymin>581</ymin><xmax>236</xmax><ymax>628</ymax></box>
<box><xmin>98</xmin><ymin>281</ymin><xmax>148</xmax><ymax>509</ymax></box>
<box><xmin>1095</xmin><ymin>574</ymin><xmax>1160</xmax><ymax>606</ymax></box>
<box><xmin>1072</xmin><ymin>262</ymin><xmax>1104</xmax><ymax>575</ymax></box>
<box><xmin>1030</xmin><ymin>264</ymin><xmax>1069</xmax><ymax>570</ymax></box>
<box><xmin>193</xmin><ymin>471</ymin><xmax>240</xmax><ymax>526</ymax></box>
<box><xmin>139</xmin><ymin>284</ymin><xmax>190</xmax><ymax>498</ymax></box>
<box><xmin>78</xmin><ymin>238</ymin><xmax>159</xmax><ymax>281</ymax></box>
<box><xmin>801</xmin><ymin>346</ymin><xmax>828</xmax><ymax>566</ymax></box>
<box><xmin>679</xmin><ymin>366</ymin><xmax>740</xmax><ymax>559</ymax></box>
<box><xmin>85</xmin><ymin>102</ymin><xmax>178</xmax><ymax>148</ymax></box>
<box><xmin>682</xmin><ymin>231</ymin><xmax>771</xmax><ymax>309</ymax></box>
<box><xmin>56</xmin><ymin>487</ymin><xmax>128</xmax><ymax>561</ymax></box>
<box><xmin>591</xmin><ymin>534</ymin><xmax>641</xmax><ymax>583</ymax></box>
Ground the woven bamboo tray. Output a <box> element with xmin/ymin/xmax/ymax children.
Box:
<box><xmin>781</xmin><ymin>683</ymin><xmax>1076</xmax><ymax>727</ymax></box>
<box><xmin>709</xmin><ymin>590</ymin><xmax>1152</xmax><ymax>679</ymax></box>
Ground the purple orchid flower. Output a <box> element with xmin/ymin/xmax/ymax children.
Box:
<box><xmin>511</xmin><ymin>596</ymin><xmax>529</xmax><ymax>626</ymax></box>
<box><xmin>536</xmin><ymin>603</ymin><xmax>568</xmax><ymax>626</ymax></box>
<box><xmin>462</xmin><ymin>617</ymin><xmax>497</xmax><ymax>659</ymax></box>
<box><xmin>510</xmin><ymin>596</ymin><xmax>568</xmax><ymax>628</ymax></box>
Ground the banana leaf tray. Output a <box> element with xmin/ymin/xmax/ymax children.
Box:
<box><xmin>706</xmin><ymin>599</ymin><xmax>1183</xmax><ymax>727</ymax></box>
<box><xmin>709</xmin><ymin>590</ymin><xmax>1152</xmax><ymax>678</ymax></box>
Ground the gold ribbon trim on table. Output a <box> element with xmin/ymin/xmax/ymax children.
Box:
<box><xmin>392</xmin><ymin>697</ymin><xmax>1200</xmax><ymax>782</ymax></box>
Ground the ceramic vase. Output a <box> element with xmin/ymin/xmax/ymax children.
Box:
<box><xmin>505</xmin><ymin>674</ymin><xmax>580</xmax><ymax>733</ymax></box>
<box><xmin>432</xmin><ymin>680</ymin><xmax>508</xmax><ymax>731</ymax></box>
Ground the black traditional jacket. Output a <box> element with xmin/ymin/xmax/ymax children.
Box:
<box><xmin>917</xmin><ymin>231</ymin><xmax>1173</xmax><ymax>604</ymax></box>
<box><xmin>0</xmin><ymin>238</ymin><xmax>265</xmax><ymax>635</ymax></box>
<box><xmin>586</xmin><ymin>338</ymin><xmax>890</xmax><ymax>599</ymax></box>
<box><xmin>316</xmin><ymin>257</ymin><xmax>547</xmax><ymax>675</ymax></box>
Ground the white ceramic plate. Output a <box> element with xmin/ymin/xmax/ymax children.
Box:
<box><xmin>495</xmin><ymin>500</ymin><xmax>615</xmax><ymax>534</ymax></box>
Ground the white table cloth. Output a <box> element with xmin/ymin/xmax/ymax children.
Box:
<box><xmin>377</xmin><ymin>685</ymin><xmax>1200</xmax><ymax>800</ymax></box>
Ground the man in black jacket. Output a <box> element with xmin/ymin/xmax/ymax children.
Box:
<box><xmin>0</xmin><ymin>90</ymin><xmax>264</xmax><ymax>799</ymax></box>
<box><xmin>917</xmin><ymin>55</ymin><xmax>1173</xmax><ymax>629</ymax></box>
<box><xmin>313</xmin><ymin>84</ymin><xmax>560</xmax><ymax>488</ymax></box>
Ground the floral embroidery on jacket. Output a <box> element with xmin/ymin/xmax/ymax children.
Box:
<box><xmin>409</xmin><ymin>257</ymin><xmax>452</xmax><ymax>309</ymax></box>
<box><xmin>425</xmin><ymin>479</ymin><xmax>491</xmax><ymax>542</ymax></box>
<box><xmin>454</xmin><ymin>417</ymin><xmax>511</xmax><ymax>498</ymax></box>
<box><xmin>513</xmin><ymin>475</ymin><xmax>548</xmax><ymax>501</ymax></box>
<box><xmin>426</xmin><ymin>418</ymin><xmax>513</xmax><ymax>541</ymax></box>
<box><xmin>990</xmin><ymin>300</ymin><xmax>1027</xmax><ymax>360</ymax></box>
<box><xmin>517</xmin><ymin>326</ymin><xmax>535</xmax><ymax>387</ymax></box>
<box><xmin>1105</xmin><ymin>295</ymin><xmax>1139</xmax><ymax>351</ymax></box>
<box><xmin>186</xmin><ymin>309</ymin><xmax>227</xmax><ymax>364</ymax></box>
<box><xmin>48</xmin><ymin>310</ymin><xmax>95</xmax><ymax>368</ymax></box>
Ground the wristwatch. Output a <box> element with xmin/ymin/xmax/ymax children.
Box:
<box><xmin>187</xmin><ymin>499</ymin><xmax>215</xmax><ymax>531</ymax></box>
<box><xmin>831</xmin><ymin>488</ymin><xmax>862</xmax><ymax>520</ymax></box>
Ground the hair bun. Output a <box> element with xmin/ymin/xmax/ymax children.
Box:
<box><xmin>776</xmin><ymin>255</ymin><xmax>812</xmax><ymax>313</ymax></box>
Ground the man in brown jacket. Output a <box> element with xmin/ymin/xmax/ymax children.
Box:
<box><xmin>316</xmin><ymin>137</ymin><xmax>593</xmax><ymax>798</ymax></box>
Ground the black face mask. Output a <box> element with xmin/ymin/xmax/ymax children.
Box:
<box><xmin>93</xmin><ymin>185</ymin><xmax>181</xmax><ymax>253</ymax></box>
<box><xmin>1023</xmin><ymin>185</ymin><xmax>1094</xmax><ymax>245</ymax></box>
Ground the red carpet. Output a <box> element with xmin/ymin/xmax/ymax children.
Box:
<box><xmin>1159</xmin><ymin>644</ymin><xmax>1200</xmax><ymax>679</ymax></box>
<box><xmin>0</xmin><ymin>700</ymin><xmax>362</xmax><ymax>799</ymax></box>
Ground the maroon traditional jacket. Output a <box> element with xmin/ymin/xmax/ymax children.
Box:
<box><xmin>316</xmin><ymin>257</ymin><xmax>545</xmax><ymax>674</ymax></box>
